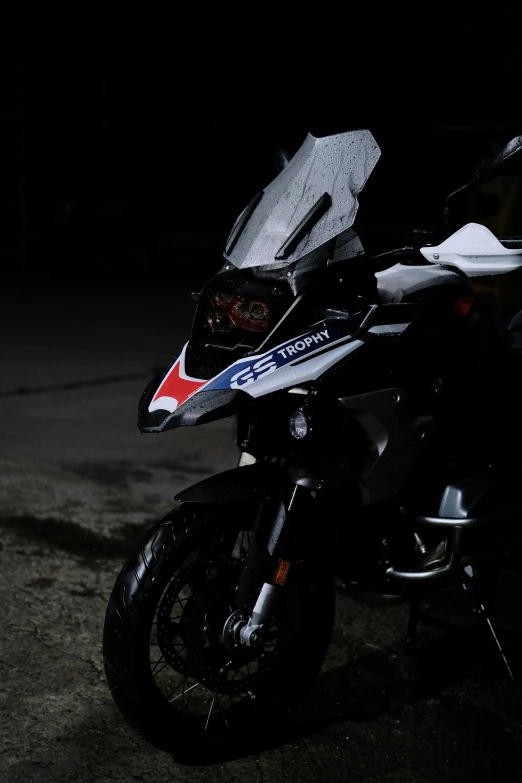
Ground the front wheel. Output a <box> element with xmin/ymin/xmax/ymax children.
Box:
<box><xmin>103</xmin><ymin>503</ymin><xmax>335</xmax><ymax>760</ymax></box>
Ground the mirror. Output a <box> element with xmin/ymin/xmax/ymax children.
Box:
<box><xmin>473</xmin><ymin>135</ymin><xmax>522</xmax><ymax>184</ymax></box>
<box><xmin>444</xmin><ymin>134</ymin><xmax>522</xmax><ymax>227</ymax></box>
<box><xmin>274</xmin><ymin>149</ymin><xmax>291</xmax><ymax>173</ymax></box>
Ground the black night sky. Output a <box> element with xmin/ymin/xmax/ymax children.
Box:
<box><xmin>3</xmin><ymin>6</ymin><xmax>522</xmax><ymax>290</ymax></box>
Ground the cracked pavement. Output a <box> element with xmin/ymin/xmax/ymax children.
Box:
<box><xmin>2</xmin><ymin>291</ymin><xmax>522</xmax><ymax>782</ymax></box>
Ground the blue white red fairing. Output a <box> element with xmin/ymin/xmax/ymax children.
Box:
<box><xmin>148</xmin><ymin>324</ymin><xmax>366</xmax><ymax>415</ymax></box>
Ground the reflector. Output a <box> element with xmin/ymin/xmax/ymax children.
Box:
<box><xmin>273</xmin><ymin>558</ymin><xmax>291</xmax><ymax>586</ymax></box>
<box><xmin>453</xmin><ymin>297</ymin><xmax>475</xmax><ymax>318</ymax></box>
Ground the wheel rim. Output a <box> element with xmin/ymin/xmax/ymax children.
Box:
<box><xmin>148</xmin><ymin>525</ymin><xmax>281</xmax><ymax>731</ymax></box>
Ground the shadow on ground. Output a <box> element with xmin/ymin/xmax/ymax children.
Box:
<box><xmin>169</xmin><ymin>602</ymin><xmax>522</xmax><ymax>768</ymax></box>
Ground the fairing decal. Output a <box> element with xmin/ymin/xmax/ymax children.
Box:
<box><xmin>147</xmin><ymin>304</ymin><xmax>383</xmax><ymax>415</ymax></box>
<box><xmin>147</xmin><ymin>325</ymin><xmax>355</xmax><ymax>415</ymax></box>
<box><xmin>203</xmin><ymin>325</ymin><xmax>350</xmax><ymax>394</ymax></box>
<box><xmin>244</xmin><ymin>338</ymin><xmax>365</xmax><ymax>398</ymax></box>
<box><xmin>148</xmin><ymin>346</ymin><xmax>206</xmax><ymax>413</ymax></box>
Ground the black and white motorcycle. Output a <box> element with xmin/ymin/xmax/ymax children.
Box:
<box><xmin>103</xmin><ymin>130</ymin><xmax>522</xmax><ymax>759</ymax></box>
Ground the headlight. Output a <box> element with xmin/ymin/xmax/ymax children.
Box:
<box><xmin>289</xmin><ymin>410</ymin><xmax>310</xmax><ymax>439</ymax></box>
<box><xmin>206</xmin><ymin>290</ymin><xmax>271</xmax><ymax>333</ymax></box>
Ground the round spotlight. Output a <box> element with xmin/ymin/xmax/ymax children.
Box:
<box><xmin>289</xmin><ymin>410</ymin><xmax>309</xmax><ymax>440</ymax></box>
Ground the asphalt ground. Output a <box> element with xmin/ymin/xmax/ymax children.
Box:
<box><xmin>2</xmin><ymin>290</ymin><xmax>522</xmax><ymax>782</ymax></box>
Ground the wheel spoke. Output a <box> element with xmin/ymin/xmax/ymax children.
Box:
<box><xmin>165</xmin><ymin>678</ymin><xmax>185</xmax><ymax>701</ymax></box>
<box><xmin>151</xmin><ymin>655</ymin><xmax>165</xmax><ymax>674</ymax></box>
<box><xmin>204</xmin><ymin>695</ymin><xmax>216</xmax><ymax>730</ymax></box>
<box><xmin>152</xmin><ymin>660</ymin><xmax>170</xmax><ymax>678</ymax></box>
<box><xmin>170</xmin><ymin>681</ymin><xmax>199</xmax><ymax>703</ymax></box>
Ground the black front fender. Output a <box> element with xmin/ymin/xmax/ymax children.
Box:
<box><xmin>175</xmin><ymin>462</ymin><xmax>287</xmax><ymax>504</ymax></box>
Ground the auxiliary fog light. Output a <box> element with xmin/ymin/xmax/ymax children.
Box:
<box><xmin>289</xmin><ymin>410</ymin><xmax>309</xmax><ymax>440</ymax></box>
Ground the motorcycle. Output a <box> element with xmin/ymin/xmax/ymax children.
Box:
<box><xmin>103</xmin><ymin>129</ymin><xmax>522</xmax><ymax>759</ymax></box>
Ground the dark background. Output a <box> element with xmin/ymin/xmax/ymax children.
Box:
<box><xmin>2</xmin><ymin>5</ymin><xmax>522</xmax><ymax>293</ymax></box>
<box><xmin>4</xmin><ymin>10</ymin><xmax>522</xmax><ymax>780</ymax></box>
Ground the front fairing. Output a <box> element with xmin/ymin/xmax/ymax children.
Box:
<box><xmin>137</xmin><ymin>324</ymin><xmax>358</xmax><ymax>433</ymax></box>
<box><xmin>137</xmin><ymin>129</ymin><xmax>383</xmax><ymax>433</ymax></box>
<box><xmin>137</xmin><ymin>291</ymin><xmax>421</xmax><ymax>433</ymax></box>
<box><xmin>137</xmin><ymin>276</ymin><xmax>379</xmax><ymax>433</ymax></box>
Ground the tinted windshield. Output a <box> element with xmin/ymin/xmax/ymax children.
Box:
<box><xmin>224</xmin><ymin>130</ymin><xmax>381</xmax><ymax>270</ymax></box>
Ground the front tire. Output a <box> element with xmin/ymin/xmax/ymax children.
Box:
<box><xmin>103</xmin><ymin>503</ymin><xmax>334</xmax><ymax>760</ymax></box>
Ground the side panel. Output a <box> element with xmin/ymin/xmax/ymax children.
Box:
<box><xmin>340</xmin><ymin>388</ymin><xmax>436</xmax><ymax>499</ymax></box>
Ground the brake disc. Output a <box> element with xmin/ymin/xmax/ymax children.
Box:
<box><xmin>156</xmin><ymin>556</ymin><xmax>277</xmax><ymax>696</ymax></box>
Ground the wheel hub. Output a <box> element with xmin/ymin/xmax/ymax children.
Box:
<box><xmin>156</xmin><ymin>556</ymin><xmax>271</xmax><ymax>696</ymax></box>
<box><xmin>222</xmin><ymin>608</ymin><xmax>249</xmax><ymax>652</ymax></box>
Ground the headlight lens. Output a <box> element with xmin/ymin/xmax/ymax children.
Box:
<box><xmin>289</xmin><ymin>410</ymin><xmax>309</xmax><ymax>439</ymax></box>
<box><xmin>206</xmin><ymin>290</ymin><xmax>271</xmax><ymax>333</ymax></box>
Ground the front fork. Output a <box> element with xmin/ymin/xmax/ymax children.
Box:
<box><xmin>227</xmin><ymin>466</ymin><xmax>323</xmax><ymax>649</ymax></box>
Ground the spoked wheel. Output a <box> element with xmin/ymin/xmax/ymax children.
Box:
<box><xmin>151</xmin><ymin>526</ymin><xmax>281</xmax><ymax>726</ymax></box>
<box><xmin>103</xmin><ymin>503</ymin><xmax>334</xmax><ymax>760</ymax></box>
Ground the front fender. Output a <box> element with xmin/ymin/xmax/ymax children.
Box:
<box><xmin>175</xmin><ymin>462</ymin><xmax>287</xmax><ymax>503</ymax></box>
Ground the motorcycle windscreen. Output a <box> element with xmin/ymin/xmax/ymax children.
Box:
<box><xmin>224</xmin><ymin>130</ymin><xmax>381</xmax><ymax>270</ymax></box>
